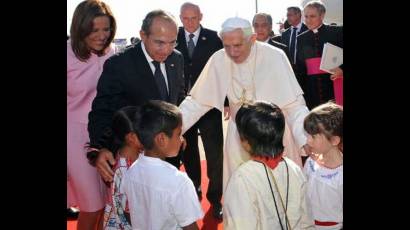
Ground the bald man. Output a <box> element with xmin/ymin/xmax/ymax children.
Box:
<box><xmin>252</xmin><ymin>13</ymin><xmax>290</xmax><ymax>62</ymax></box>
<box><xmin>175</xmin><ymin>2</ymin><xmax>224</xmax><ymax>219</ymax></box>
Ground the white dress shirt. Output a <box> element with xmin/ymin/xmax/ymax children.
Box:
<box><xmin>122</xmin><ymin>155</ymin><xmax>204</xmax><ymax>229</ymax></box>
<box><xmin>184</xmin><ymin>27</ymin><xmax>201</xmax><ymax>46</ymax></box>
<box><xmin>141</xmin><ymin>41</ymin><xmax>169</xmax><ymax>92</ymax></box>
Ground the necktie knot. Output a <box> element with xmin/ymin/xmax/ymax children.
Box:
<box><xmin>152</xmin><ymin>60</ymin><xmax>160</xmax><ymax>69</ymax></box>
<box><xmin>189</xmin><ymin>33</ymin><xmax>195</xmax><ymax>39</ymax></box>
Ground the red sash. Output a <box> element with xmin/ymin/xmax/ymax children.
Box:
<box><xmin>333</xmin><ymin>76</ymin><xmax>343</xmax><ymax>106</ymax></box>
<box><xmin>315</xmin><ymin>220</ymin><xmax>339</xmax><ymax>226</ymax></box>
<box><xmin>306</xmin><ymin>57</ymin><xmax>327</xmax><ymax>75</ymax></box>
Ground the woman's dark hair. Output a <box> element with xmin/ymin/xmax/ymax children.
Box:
<box><xmin>86</xmin><ymin>106</ymin><xmax>140</xmax><ymax>166</ymax></box>
<box><xmin>70</xmin><ymin>0</ymin><xmax>116</xmax><ymax>61</ymax></box>
<box><xmin>137</xmin><ymin>100</ymin><xmax>182</xmax><ymax>150</ymax></box>
<box><xmin>304</xmin><ymin>102</ymin><xmax>343</xmax><ymax>149</ymax></box>
<box><xmin>235</xmin><ymin>101</ymin><xmax>285</xmax><ymax>157</ymax></box>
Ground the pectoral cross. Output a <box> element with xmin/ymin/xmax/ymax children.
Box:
<box><xmin>239</xmin><ymin>88</ymin><xmax>252</xmax><ymax>105</ymax></box>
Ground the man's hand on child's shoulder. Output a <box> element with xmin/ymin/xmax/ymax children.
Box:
<box><xmin>96</xmin><ymin>148</ymin><xmax>116</xmax><ymax>182</ymax></box>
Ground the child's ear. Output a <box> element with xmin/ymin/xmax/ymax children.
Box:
<box><xmin>330</xmin><ymin>136</ymin><xmax>341</xmax><ymax>147</ymax></box>
<box><xmin>240</xmin><ymin>139</ymin><xmax>252</xmax><ymax>153</ymax></box>
<box><xmin>154</xmin><ymin>132</ymin><xmax>168</xmax><ymax>148</ymax></box>
<box><xmin>126</xmin><ymin>133</ymin><xmax>143</xmax><ymax>150</ymax></box>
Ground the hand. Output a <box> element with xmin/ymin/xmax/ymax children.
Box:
<box><xmin>224</xmin><ymin>106</ymin><xmax>231</xmax><ymax>121</ymax></box>
<box><xmin>330</xmin><ymin>67</ymin><xmax>343</xmax><ymax>80</ymax></box>
<box><xmin>96</xmin><ymin>148</ymin><xmax>115</xmax><ymax>182</ymax></box>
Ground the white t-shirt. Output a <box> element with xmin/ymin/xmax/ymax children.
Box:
<box><xmin>303</xmin><ymin>157</ymin><xmax>343</xmax><ymax>229</ymax></box>
<box><xmin>122</xmin><ymin>154</ymin><xmax>204</xmax><ymax>230</ymax></box>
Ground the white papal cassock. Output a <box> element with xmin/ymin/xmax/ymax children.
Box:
<box><xmin>179</xmin><ymin>41</ymin><xmax>309</xmax><ymax>191</ymax></box>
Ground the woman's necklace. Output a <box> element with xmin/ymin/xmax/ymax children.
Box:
<box><xmin>230</xmin><ymin>44</ymin><xmax>258</xmax><ymax>106</ymax></box>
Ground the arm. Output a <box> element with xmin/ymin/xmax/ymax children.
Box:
<box><xmin>224</xmin><ymin>97</ymin><xmax>230</xmax><ymax>120</ymax></box>
<box><xmin>88</xmin><ymin>58</ymin><xmax>125</xmax><ymax>181</ymax></box>
<box><xmin>281</xmin><ymin>95</ymin><xmax>310</xmax><ymax>150</ymax></box>
<box><xmin>179</xmin><ymin>96</ymin><xmax>212</xmax><ymax>134</ymax></box>
<box><xmin>88</xmin><ymin>58</ymin><xmax>125</xmax><ymax>146</ymax></box>
<box><xmin>330</xmin><ymin>26</ymin><xmax>344</xmax><ymax>80</ymax></box>
<box><xmin>177</xmin><ymin>53</ymin><xmax>187</xmax><ymax>105</ymax></box>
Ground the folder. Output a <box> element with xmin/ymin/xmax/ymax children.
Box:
<box><xmin>319</xmin><ymin>43</ymin><xmax>343</xmax><ymax>74</ymax></box>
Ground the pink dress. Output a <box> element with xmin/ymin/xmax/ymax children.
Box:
<box><xmin>67</xmin><ymin>40</ymin><xmax>114</xmax><ymax>212</ymax></box>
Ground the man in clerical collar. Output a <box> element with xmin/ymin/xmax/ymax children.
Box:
<box><xmin>296</xmin><ymin>0</ymin><xmax>343</xmax><ymax>109</ymax></box>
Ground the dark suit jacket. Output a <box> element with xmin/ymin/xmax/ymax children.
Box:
<box><xmin>281</xmin><ymin>23</ymin><xmax>308</xmax><ymax>48</ymax></box>
<box><xmin>88</xmin><ymin>41</ymin><xmax>185</xmax><ymax>144</ymax></box>
<box><xmin>281</xmin><ymin>23</ymin><xmax>308</xmax><ymax>83</ymax></box>
<box><xmin>271</xmin><ymin>35</ymin><xmax>282</xmax><ymax>43</ymax></box>
<box><xmin>175</xmin><ymin>26</ymin><xmax>223</xmax><ymax>93</ymax></box>
<box><xmin>267</xmin><ymin>38</ymin><xmax>290</xmax><ymax>61</ymax></box>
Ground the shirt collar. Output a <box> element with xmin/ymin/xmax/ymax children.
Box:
<box><xmin>141</xmin><ymin>41</ymin><xmax>155</xmax><ymax>63</ymax></box>
<box><xmin>312</xmin><ymin>24</ymin><xmax>324</xmax><ymax>33</ymax></box>
<box><xmin>184</xmin><ymin>27</ymin><xmax>201</xmax><ymax>43</ymax></box>
<box><xmin>139</xmin><ymin>154</ymin><xmax>165</xmax><ymax>164</ymax></box>
<box><xmin>292</xmin><ymin>21</ymin><xmax>302</xmax><ymax>30</ymax></box>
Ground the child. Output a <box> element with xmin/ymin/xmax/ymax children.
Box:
<box><xmin>224</xmin><ymin>101</ymin><xmax>314</xmax><ymax>230</ymax></box>
<box><xmin>122</xmin><ymin>100</ymin><xmax>203</xmax><ymax>230</ymax></box>
<box><xmin>88</xmin><ymin>106</ymin><xmax>143</xmax><ymax>230</ymax></box>
<box><xmin>303</xmin><ymin>102</ymin><xmax>343</xmax><ymax>229</ymax></box>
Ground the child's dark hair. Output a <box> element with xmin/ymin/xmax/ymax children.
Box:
<box><xmin>137</xmin><ymin>100</ymin><xmax>182</xmax><ymax>150</ymax></box>
<box><xmin>304</xmin><ymin>102</ymin><xmax>343</xmax><ymax>149</ymax></box>
<box><xmin>235</xmin><ymin>101</ymin><xmax>285</xmax><ymax>157</ymax></box>
<box><xmin>86</xmin><ymin>106</ymin><xmax>141</xmax><ymax>165</ymax></box>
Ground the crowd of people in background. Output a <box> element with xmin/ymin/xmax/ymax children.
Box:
<box><xmin>67</xmin><ymin>0</ymin><xmax>343</xmax><ymax>229</ymax></box>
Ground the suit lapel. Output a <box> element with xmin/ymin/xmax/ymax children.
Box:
<box><xmin>191</xmin><ymin>26</ymin><xmax>207</xmax><ymax>59</ymax></box>
<box><xmin>133</xmin><ymin>43</ymin><xmax>162</xmax><ymax>98</ymax></box>
<box><xmin>165</xmin><ymin>56</ymin><xmax>177</xmax><ymax>102</ymax></box>
<box><xmin>177</xmin><ymin>28</ymin><xmax>189</xmax><ymax>57</ymax></box>
<box><xmin>283</xmin><ymin>30</ymin><xmax>290</xmax><ymax>45</ymax></box>
<box><xmin>300</xmin><ymin>23</ymin><xmax>308</xmax><ymax>34</ymax></box>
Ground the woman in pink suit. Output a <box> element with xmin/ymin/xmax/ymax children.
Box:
<box><xmin>67</xmin><ymin>1</ymin><xmax>116</xmax><ymax>229</ymax></box>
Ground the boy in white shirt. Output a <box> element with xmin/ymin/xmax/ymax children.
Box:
<box><xmin>122</xmin><ymin>100</ymin><xmax>204</xmax><ymax>230</ymax></box>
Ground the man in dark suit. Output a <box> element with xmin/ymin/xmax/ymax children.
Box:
<box><xmin>252</xmin><ymin>13</ymin><xmax>290</xmax><ymax>62</ymax></box>
<box><xmin>296</xmin><ymin>1</ymin><xmax>343</xmax><ymax>110</ymax></box>
<box><xmin>88</xmin><ymin>10</ymin><xmax>185</xmax><ymax>177</ymax></box>
<box><xmin>281</xmin><ymin>6</ymin><xmax>308</xmax><ymax>86</ymax></box>
<box><xmin>175</xmin><ymin>2</ymin><xmax>224</xmax><ymax>219</ymax></box>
